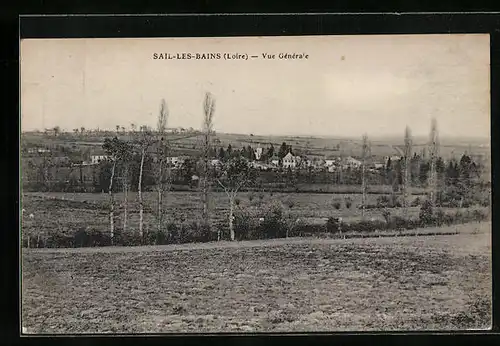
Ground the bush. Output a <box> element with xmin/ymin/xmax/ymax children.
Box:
<box><xmin>344</xmin><ymin>197</ymin><xmax>353</xmax><ymax>209</ymax></box>
<box><xmin>454</xmin><ymin>210</ymin><xmax>464</xmax><ymax>224</ymax></box>
<box><xmin>234</xmin><ymin>208</ymin><xmax>258</xmax><ymax>240</ymax></box>
<box><xmin>419</xmin><ymin>200</ymin><xmax>434</xmax><ymax>226</ymax></box>
<box><xmin>326</xmin><ymin>217</ymin><xmax>341</xmax><ymax>233</ymax></box>
<box><xmin>410</xmin><ymin>197</ymin><xmax>421</xmax><ymax>207</ymax></box>
<box><xmin>382</xmin><ymin>209</ymin><xmax>391</xmax><ymax>224</ymax></box>
<box><xmin>143</xmin><ymin>229</ymin><xmax>168</xmax><ymax>245</ymax></box>
<box><xmin>472</xmin><ymin>209</ymin><xmax>488</xmax><ymax>222</ymax></box>
<box><xmin>392</xmin><ymin>200</ymin><xmax>402</xmax><ymax>208</ymax></box>
<box><xmin>443</xmin><ymin>213</ymin><xmax>455</xmax><ymax>226</ymax></box>
<box><xmin>259</xmin><ymin>200</ymin><xmax>287</xmax><ymax>239</ymax></box>
<box><xmin>181</xmin><ymin>221</ymin><xmax>212</xmax><ymax>243</ymax></box>
<box><xmin>376</xmin><ymin>195</ymin><xmax>391</xmax><ymax>208</ymax></box>
<box><xmin>332</xmin><ymin>202</ymin><xmax>341</xmax><ymax>210</ymax></box>
<box><xmin>435</xmin><ymin>209</ymin><xmax>446</xmax><ymax>226</ymax></box>
<box><xmin>388</xmin><ymin>216</ymin><xmax>413</xmax><ymax>230</ymax></box>
<box><xmin>390</xmin><ymin>195</ymin><xmax>402</xmax><ymax>208</ymax></box>
<box><xmin>349</xmin><ymin>220</ymin><xmax>386</xmax><ymax>233</ymax></box>
<box><xmin>113</xmin><ymin>230</ymin><xmax>143</xmax><ymax>246</ymax></box>
<box><xmin>45</xmin><ymin>231</ymin><xmax>74</xmax><ymax>248</ymax></box>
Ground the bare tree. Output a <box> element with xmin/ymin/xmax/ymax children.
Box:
<box><xmin>154</xmin><ymin>99</ymin><xmax>170</xmax><ymax>233</ymax></box>
<box><xmin>157</xmin><ymin>99</ymin><xmax>168</xmax><ymax>134</ymax></box>
<box><xmin>402</xmin><ymin>126</ymin><xmax>413</xmax><ymax>218</ymax></box>
<box><xmin>201</xmin><ymin>92</ymin><xmax>216</xmax><ymax>226</ymax></box>
<box><xmin>118</xmin><ymin>141</ymin><xmax>133</xmax><ymax>233</ymax></box>
<box><xmin>216</xmin><ymin>156</ymin><xmax>255</xmax><ymax>241</ymax></box>
<box><xmin>103</xmin><ymin>137</ymin><xmax>122</xmax><ymax>242</ymax></box>
<box><xmin>135</xmin><ymin>129</ymin><xmax>154</xmax><ymax>239</ymax></box>
<box><xmin>428</xmin><ymin>118</ymin><xmax>439</xmax><ymax>207</ymax></box>
<box><xmin>361</xmin><ymin>133</ymin><xmax>370</xmax><ymax>219</ymax></box>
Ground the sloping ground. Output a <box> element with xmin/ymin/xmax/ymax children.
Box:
<box><xmin>21</xmin><ymin>222</ymin><xmax>491</xmax><ymax>333</ymax></box>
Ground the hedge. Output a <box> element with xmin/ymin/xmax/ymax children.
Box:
<box><xmin>22</xmin><ymin>206</ymin><xmax>489</xmax><ymax>249</ymax></box>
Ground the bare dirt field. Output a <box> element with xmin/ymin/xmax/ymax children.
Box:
<box><xmin>21</xmin><ymin>222</ymin><xmax>491</xmax><ymax>333</ymax></box>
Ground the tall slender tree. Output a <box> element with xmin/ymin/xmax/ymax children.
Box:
<box><xmin>135</xmin><ymin>129</ymin><xmax>154</xmax><ymax>239</ymax></box>
<box><xmin>154</xmin><ymin>99</ymin><xmax>170</xmax><ymax>233</ymax></box>
<box><xmin>157</xmin><ymin>99</ymin><xmax>168</xmax><ymax>134</ymax></box>
<box><xmin>361</xmin><ymin>133</ymin><xmax>369</xmax><ymax>219</ymax></box>
<box><xmin>103</xmin><ymin>137</ymin><xmax>122</xmax><ymax>242</ymax></box>
<box><xmin>118</xmin><ymin>140</ymin><xmax>133</xmax><ymax>233</ymax></box>
<box><xmin>402</xmin><ymin>126</ymin><xmax>413</xmax><ymax>218</ymax></box>
<box><xmin>428</xmin><ymin>118</ymin><xmax>439</xmax><ymax>206</ymax></box>
<box><xmin>202</xmin><ymin>92</ymin><xmax>216</xmax><ymax>226</ymax></box>
<box><xmin>267</xmin><ymin>144</ymin><xmax>275</xmax><ymax>160</ymax></box>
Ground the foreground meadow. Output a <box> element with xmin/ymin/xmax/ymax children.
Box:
<box><xmin>21</xmin><ymin>222</ymin><xmax>491</xmax><ymax>333</ymax></box>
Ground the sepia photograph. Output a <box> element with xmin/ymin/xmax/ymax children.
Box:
<box><xmin>20</xmin><ymin>34</ymin><xmax>491</xmax><ymax>333</ymax></box>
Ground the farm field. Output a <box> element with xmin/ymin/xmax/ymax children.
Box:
<box><xmin>21</xmin><ymin>191</ymin><xmax>478</xmax><ymax>241</ymax></box>
<box><xmin>21</xmin><ymin>221</ymin><xmax>491</xmax><ymax>333</ymax></box>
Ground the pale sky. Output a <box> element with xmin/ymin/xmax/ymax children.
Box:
<box><xmin>20</xmin><ymin>34</ymin><xmax>490</xmax><ymax>138</ymax></box>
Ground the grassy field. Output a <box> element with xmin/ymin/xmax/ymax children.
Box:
<box><xmin>21</xmin><ymin>191</ymin><xmax>490</xmax><ymax>242</ymax></box>
<box><xmin>21</xmin><ymin>221</ymin><xmax>491</xmax><ymax>333</ymax></box>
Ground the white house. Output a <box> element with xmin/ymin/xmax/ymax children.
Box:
<box><xmin>210</xmin><ymin>159</ymin><xmax>223</xmax><ymax>168</ymax></box>
<box><xmin>345</xmin><ymin>156</ymin><xmax>362</xmax><ymax>168</ymax></box>
<box><xmin>91</xmin><ymin>155</ymin><xmax>109</xmax><ymax>164</ymax></box>
<box><xmin>165</xmin><ymin>156</ymin><xmax>186</xmax><ymax>167</ymax></box>
<box><xmin>384</xmin><ymin>155</ymin><xmax>401</xmax><ymax>164</ymax></box>
<box><xmin>282</xmin><ymin>152</ymin><xmax>298</xmax><ymax>169</ymax></box>
<box><xmin>325</xmin><ymin>159</ymin><xmax>336</xmax><ymax>167</ymax></box>
<box><xmin>254</xmin><ymin>147</ymin><xmax>263</xmax><ymax>160</ymax></box>
<box><xmin>251</xmin><ymin>161</ymin><xmax>271</xmax><ymax>171</ymax></box>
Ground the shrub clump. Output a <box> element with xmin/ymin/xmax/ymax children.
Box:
<box><xmin>411</xmin><ymin>197</ymin><xmax>421</xmax><ymax>207</ymax></box>
<box><xmin>419</xmin><ymin>199</ymin><xmax>434</xmax><ymax>226</ymax></box>
<box><xmin>233</xmin><ymin>208</ymin><xmax>259</xmax><ymax>240</ymax></box>
<box><xmin>258</xmin><ymin>200</ymin><xmax>288</xmax><ymax>239</ymax></box>
<box><xmin>376</xmin><ymin>195</ymin><xmax>391</xmax><ymax>208</ymax></box>
<box><xmin>344</xmin><ymin>196</ymin><xmax>353</xmax><ymax>209</ymax></box>
<box><xmin>382</xmin><ymin>209</ymin><xmax>391</xmax><ymax>224</ymax></box>
<box><xmin>326</xmin><ymin>217</ymin><xmax>342</xmax><ymax>233</ymax></box>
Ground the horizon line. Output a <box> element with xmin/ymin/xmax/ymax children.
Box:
<box><xmin>20</xmin><ymin>128</ymin><xmax>490</xmax><ymax>142</ymax></box>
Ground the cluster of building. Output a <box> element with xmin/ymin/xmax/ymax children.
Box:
<box><xmin>24</xmin><ymin>144</ymin><xmax>391</xmax><ymax>173</ymax></box>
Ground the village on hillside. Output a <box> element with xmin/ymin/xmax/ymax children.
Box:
<box><xmin>21</xmin><ymin>122</ymin><xmax>490</xmax><ymax>194</ymax></box>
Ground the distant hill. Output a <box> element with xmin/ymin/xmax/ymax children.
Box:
<box><xmin>21</xmin><ymin>130</ymin><xmax>490</xmax><ymax>162</ymax></box>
